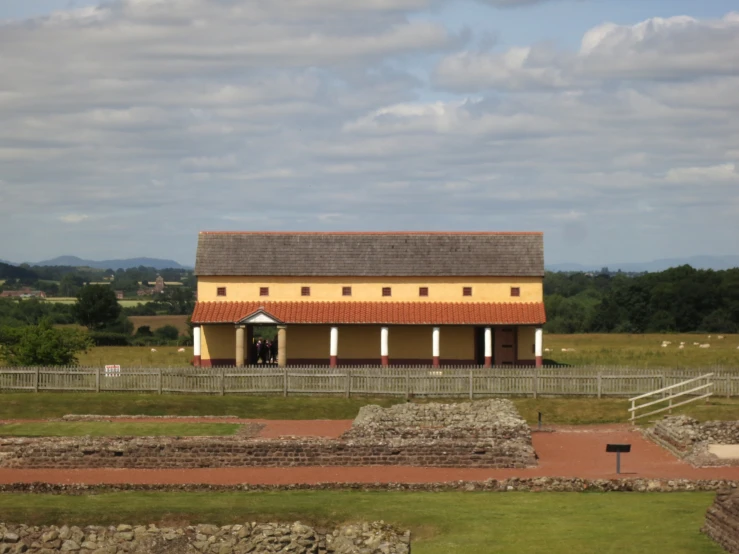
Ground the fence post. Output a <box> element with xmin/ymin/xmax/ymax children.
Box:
<box><xmin>345</xmin><ymin>368</ymin><xmax>351</xmax><ymax>399</ymax></box>
<box><xmin>405</xmin><ymin>373</ymin><xmax>410</xmax><ymax>401</ymax></box>
<box><xmin>532</xmin><ymin>368</ymin><xmax>537</xmax><ymax>399</ymax></box>
<box><xmin>283</xmin><ymin>368</ymin><xmax>288</xmax><ymax>397</ymax></box>
<box><xmin>220</xmin><ymin>367</ymin><xmax>226</xmax><ymax>396</ymax></box>
<box><xmin>469</xmin><ymin>369</ymin><xmax>474</xmax><ymax>400</ymax></box>
<box><xmin>158</xmin><ymin>368</ymin><xmax>163</xmax><ymax>395</ymax></box>
<box><xmin>34</xmin><ymin>367</ymin><xmax>40</xmax><ymax>393</ymax></box>
<box><xmin>597</xmin><ymin>371</ymin><xmax>602</xmax><ymax>399</ymax></box>
<box><xmin>95</xmin><ymin>366</ymin><xmax>100</xmax><ymax>393</ymax></box>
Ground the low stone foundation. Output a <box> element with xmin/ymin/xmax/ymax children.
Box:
<box><xmin>0</xmin><ymin>435</ymin><xmax>532</xmax><ymax>469</ymax></box>
<box><xmin>0</xmin><ymin>400</ymin><xmax>537</xmax><ymax>470</ymax></box>
<box><xmin>703</xmin><ymin>488</ymin><xmax>739</xmax><ymax>553</ymax></box>
<box><xmin>0</xmin><ymin>521</ymin><xmax>410</xmax><ymax>554</ymax></box>
<box><xmin>647</xmin><ymin>416</ymin><xmax>739</xmax><ymax>467</ymax></box>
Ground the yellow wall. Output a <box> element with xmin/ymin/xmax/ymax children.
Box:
<box><xmin>201</xmin><ymin>325</ymin><xmax>235</xmax><ymax>361</ymax></box>
<box><xmin>517</xmin><ymin>326</ymin><xmax>536</xmax><ymax>361</ymax></box>
<box><xmin>284</xmin><ymin>324</ymin><xmax>475</xmax><ymax>361</ymax></box>
<box><xmin>198</xmin><ymin>275</ymin><xmax>542</xmax><ymax>304</ymax></box>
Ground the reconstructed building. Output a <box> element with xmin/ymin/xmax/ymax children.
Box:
<box><xmin>191</xmin><ymin>232</ymin><xmax>546</xmax><ymax>367</ymax></box>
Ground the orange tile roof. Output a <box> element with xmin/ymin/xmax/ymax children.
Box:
<box><xmin>192</xmin><ymin>301</ymin><xmax>546</xmax><ymax>325</ymax></box>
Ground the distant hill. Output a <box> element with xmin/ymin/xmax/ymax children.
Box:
<box><xmin>32</xmin><ymin>256</ymin><xmax>190</xmax><ymax>270</ymax></box>
<box><xmin>547</xmin><ymin>255</ymin><xmax>739</xmax><ymax>273</ymax></box>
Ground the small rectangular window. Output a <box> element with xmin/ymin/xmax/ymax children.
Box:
<box><xmin>419</xmin><ymin>287</ymin><xmax>429</xmax><ymax>297</ymax></box>
<box><xmin>463</xmin><ymin>287</ymin><xmax>472</xmax><ymax>297</ymax></box>
<box><xmin>342</xmin><ymin>286</ymin><xmax>352</xmax><ymax>297</ymax></box>
<box><xmin>511</xmin><ymin>287</ymin><xmax>521</xmax><ymax>297</ymax></box>
<box><xmin>301</xmin><ymin>286</ymin><xmax>310</xmax><ymax>297</ymax></box>
<box><xmin>382</xmin><ymin>287</ymin><xmax>391</xmax><ymax>297</ymax></box>
<box><xmin>217</xmin><ymin>287</ymin><xmax>226</xmax><ymax>297</ymax></box>
<box><xmin>260</xmin><ymin>287</ymin><xmax>269</xmax><ymax>297</ymax></box>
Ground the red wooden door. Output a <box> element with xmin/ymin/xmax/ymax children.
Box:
<box><xmin>494</xmin><ymin>327</ymin><xmax>516</xmax><ymax>365</ymax></box>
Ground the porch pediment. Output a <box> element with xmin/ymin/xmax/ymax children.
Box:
<box><xmin>239</xmin><ymin>307</ymin><xmax>283</xmax><ymax>325</ymax></box>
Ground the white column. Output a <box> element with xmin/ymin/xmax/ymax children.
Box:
<box><xmin>330</xmin><ymin>326</ymin><xmax>339</xmax><ymax>367</ymax></box>
<box><xmin>193</xmin><ymin>326</ymin><xmax>201</xmax><ymax>366</ymax></box>
<box><xmin>432</xmin><ymin>326</ymin><xmax>440</xmax><ymax>367</ymax></box>
<box><xmin>484</xmin><ymin>327</ymin><xmax>492</xmax><ymax>367</ymax></box>
<box><xmin>535</xmin><ymin>327</ymin><xmax>543</xmax><ymax>368</ymax></box>
<box><xmin>380</xmin><ymin>326</ymin><xmax>389</xmax><ymax>366</ymax></box>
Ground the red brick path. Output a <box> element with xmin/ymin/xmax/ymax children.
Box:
<box><xmin>2</xmin><ymin>421</ymin><xmax>739</xmax><ymax>485</ymax></box>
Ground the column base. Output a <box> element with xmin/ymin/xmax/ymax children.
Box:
<box><xmin>432</xmin><ymin>356</ymin><xmax>440</xmax><ymax>368</ymax></box>
<box><xmin>330</xmin><ymin>355</ymin><xmax>338</xmax><ymax>368</ymax></box>
<box><xmin>380</xmin><ymin>355</ymin><xmax>389</xmax><ymax>367</ymax></box>
<box><xmin>535</xmin><ymin>355</ymin><xmax>543</xmax><ymax>368</ymax></box>
<box><xmin>193</xmin><ymin>355</ymin><xmax>201</xmax><ymax>367</ymax></box>
<box><xmin>483</xmin><ymin>356</ymin><xmax>492</xmax><ymax>368</ymax></box>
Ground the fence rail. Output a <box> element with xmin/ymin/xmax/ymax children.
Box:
<box><xmin>2</xmin><ymin>366</ymin><xmax>739</xmax><ymax>398</ymax></box>
<box><xmin>628</xmin><ymin>373</ymin><xmax>714</xmax><ymax>423</ymax></box>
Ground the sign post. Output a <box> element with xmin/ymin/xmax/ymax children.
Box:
<box><xmin>606</xmin><ymin>444</ymin><xmax>631</xmax><ymax>474</ymax></box>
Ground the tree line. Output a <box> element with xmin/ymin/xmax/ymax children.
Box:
<box><xmin>545</xmin><ymin>265</ymin><xmax>739</xmax><ymax>334</ymax></box>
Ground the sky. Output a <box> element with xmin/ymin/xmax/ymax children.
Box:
<box><xmin>0</xmin><ymin>0</ymin><xmax>738</xmax><ymax>267</ymax></box>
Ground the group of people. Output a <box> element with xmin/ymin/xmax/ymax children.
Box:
<box><xmin>253</xmin><ymin>336</ymin><xmax>278</xmax><ymax>364</ymax></box>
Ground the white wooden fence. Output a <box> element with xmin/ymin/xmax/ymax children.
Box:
<box><xmin>629</xmin><ymin>373</ymin><xmax>714</xmax><ymax>423</ymax></box>
<box><xmin>1</xmin><ymin>366</ymin><xmax>739</xmax><ymax>398</ymax></box>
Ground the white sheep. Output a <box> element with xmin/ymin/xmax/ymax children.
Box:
<box><xmin>151</xmin><ymin>348</ymin><xmax>157</xmax><ymax>352</ymax></box>
<box><xmin>693</xmin><ymin>342</ymin><xmax>700</xmax><ymax>346</ymax></box>
<box><xmin>718</xmin><ymin>335</ymin><xmax>725</xmax><ymax>339</ymax></box>
<box><xmin>544</xmin><ymin>348</ymin><xmax>551</xmax><ymax>352</ymax></box>
<box><xmin>678</xmin><ymin>345</ymin><xmax>684</xmax><ymax>349</ymax></box>
<box><xmin>177</xmin><ymin>348</ymin><xmax>185</xmax><ymax>352</ymax></box>
<box><xmin>699</xmin><ymin>344</ymin><xmax>710</xmax><ymax>349</ymax></box>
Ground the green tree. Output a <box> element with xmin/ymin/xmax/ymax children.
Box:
<box><xmin>154</xmin><ymin>324</ymin><xmax>179</xmax><ymax>341</ymax></box>
<box><xmin>73</xmin><ymin>285</ymin><xmax>121</xmax><ymax>330</ymax></box>
<box><xmin>0</xmin><ymin>319</ymin><xmax>91</xmax><ymax>366</ymax></box>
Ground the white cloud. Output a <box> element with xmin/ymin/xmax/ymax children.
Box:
<box><xmin>59</xmin><ymin>214</ymin><xmax>90</xmax><ymax>224</ymax></box>
<box><xmin>665</xmin><ymin>163</ymin><xmax>739</xmax><ymax>184</ymax></box>
<box><xmin>434</xmin><ymin>12</ymin><xmax>739</xmax><ymax>91</ymax></box>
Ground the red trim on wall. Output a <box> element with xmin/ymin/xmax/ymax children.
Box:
<box><xmin>484</xmin><ymin>356</ymin><xmax>492</xmax><ymax>368</ymax></box>
<box><xmin>193</xmin><ymin>355</ymin><xmax>201</xmax><ymax>367</ymax></box>
<box><xmin>432</xmin><ymin>356</ymin><xmax>440</xmax><ymax>368</ymax></box>
<box><xmin>330</xmin><ymin>355</ymin><xmax>338</xmax><ymax>368</ymax></box>
<box><xmin>536</xmin><ymin>355</ymin><xmax>543</xmax><ymax>368</ymax></box>
<box><xmin>381</xmin><ymin>355</ymin><xmax>389</xmax><ymax>367</ymax></box>
<box><xmin>286</xmin><ymin>358</ymin><xmax>475</xmax><ymax>367</ymax></box>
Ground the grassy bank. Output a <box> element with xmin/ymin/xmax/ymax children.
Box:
<box><xmin>546</xmin><ymin>333</ymin><xmax>739</xmax><ymax>368</ymax></box>
<box><xmin>1</xmin><ymin>393</ymin><xmax>737</xmax><ymax>424</ymax></box>
<box><xmin>0</xmin><ymin>422</ymin><xmax>241</xmax><ymax>437</ymax></box>
<box><xmin>0</xmin><ymin>492</ymin><xmax>722</xmax><ymax>553</ymax></box>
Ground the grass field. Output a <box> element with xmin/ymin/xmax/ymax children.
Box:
<box><xmin>42</xmin><ymin>297</ymin><xmax>151</xmax><ymax>307</ymax></box>
<box><xmin>0</xmin><ymin>422</ymin><xmax>241</xmax><ymax>437</ymax></box>
<box><xmin>545</xmin><ymin>333</ymin><xmax>739</xmax><ymax>368</ymax></box>
<box><xmin>129</xmin><ymin>315</ymin><xmax>189</xmax><ymax>334</ymax></box>
<box><xmin>76</xmin><ymin>345</ymin><xmax>192</xmax><ymax>367</ymax></box>
<box><xmin>0</xmin><ymin>492</ymin><xmax>722</xmax><ymax>553</ymax></box>
<box><xmin>0</xmin><ymin>393</ymin><xmax>737</xmax><ymax>423</ymax></box>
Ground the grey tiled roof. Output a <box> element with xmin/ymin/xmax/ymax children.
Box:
<box><xmin>195</xmin><ymin>232</ymin><xmax>544</xmax><ymax>277</ymax></box>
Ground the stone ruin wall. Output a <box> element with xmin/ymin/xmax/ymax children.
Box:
<box><xmin>0</xmin><ymin>521</ymin><xmax>410</xmax><ymax>554</ymax></box>
<box><xmin>647</xmin><ymin>416</ymin><xmax>739</xmax><ymax>467</ymax></box>
<box><xmin>703</xmin><ymin>488</ymin><xmax>739</xmax><ymax>553</ymax></box>
<box><xmin>0</xmin><ymin>399</ymin><xmax>537</xmax><ymax>470</ymax></box>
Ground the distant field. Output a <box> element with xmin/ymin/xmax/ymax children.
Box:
<box><xmin>129</xmin><ymin>315</ymin><xmax>189</xmax><ymax>334</ymax></box>
<box><xmin>76</xmin><ymin>346</ymin><xmax>192</xmax><ymax>367</ymax></box>
<box><xmin>43</xmin><ymin>297</ymin><xmax>151</xmax><ymax>307</ymax></box>
<box><xmin>545</xmin><ymin>333</ymin><xmax>739</xmax><ymax>368</ymax></box>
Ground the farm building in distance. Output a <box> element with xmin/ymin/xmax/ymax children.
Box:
<box><xmin>191</xmin><ymin>232</ymin><xmax>546</xmax><ymax>367</ymax></box>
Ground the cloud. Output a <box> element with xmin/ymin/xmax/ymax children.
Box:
<box><xmin>59</xmin><ymin>214</ymin><xmax>90</xmax><ymax>224</ymax></box>
<box><xmin>434</xmin><ymin>12</ymin><xmax>739</xmax><ymax>91</ymax></box>
<box><xmin>0</xmin><ymin>2</ymin><xmax>738</xmax><ymax>265</ymax></box>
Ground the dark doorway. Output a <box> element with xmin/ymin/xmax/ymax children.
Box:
<box><xmin>494</xmin><ymin>327</ymin><xmax>516</xmax><ymax>366</ymax></box>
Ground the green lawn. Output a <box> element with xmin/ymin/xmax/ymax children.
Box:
<box><xmin>0</xmin><ymin>393</ymin><xmax>737</xmax><ymax>424</ymax></box>
<box><xmin>0</xmin><ymin>422</ymin><xmax>241</xmax><ymax>437</ymax></box>
<box><xmin>0</xmin><ymin>492</ymin><xmax>722</xmax><ymax>553</ymax></box>
<box><xmin>545</xmin><ymin>333</ymin><xmax>739</xmax><ymax>368</ymax></box>
<box><xmin>0</xmin><ymin>393</ymin><xmax>401</xmax><ymax>420</ymax></box>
